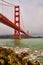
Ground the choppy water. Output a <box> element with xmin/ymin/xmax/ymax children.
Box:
<box><xmin>0</xmin><ymin>38</ymin><xmax>43</xmax><ymax>65</ymax></box>
<box><xmin>0</xmin><ymin>38</ymin><xmax>43</xmax><ymax>50</ymax></box>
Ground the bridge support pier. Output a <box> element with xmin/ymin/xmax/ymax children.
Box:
<box><xmin>14</xmin><ymin>6</ymin><xmax>21</xmax><ymax>39</ymax></box>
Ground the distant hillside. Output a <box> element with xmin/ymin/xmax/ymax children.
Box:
<box><xmin>0</xmin><ymin>34</ymin><xmax>43</xmax><ymax>39</ymax></box>
<box><xmin>0</xmin><ymin>34</ymin><xmax>29</xmax><ymax>39</ymax></box>
<box><xmin>0</xmin><ymin>35</ymin><xmax>14</xmax><ymax>39</ymax></box>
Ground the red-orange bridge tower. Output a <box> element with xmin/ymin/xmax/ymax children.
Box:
<box><xmin>0</xmin><ymin>5</ymin><xmax>29</xmax><ymax>39</ymax></box>
<box><xmin>14</xmin><ymin>6</ymin><xmax>20</xmax><ymax>38</ymax></box>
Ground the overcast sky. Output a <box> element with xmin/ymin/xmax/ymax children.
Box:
<box><xmin>0</xmin><ymin>0</ymin><xmax>43</xmax><ymax>35</ymax></box>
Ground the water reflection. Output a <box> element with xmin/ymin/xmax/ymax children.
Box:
<box><xmin>14</xmin><ymin>39</ymin><xmax>21</xmax><ymax>47</ymax></box>
<box><xmin>0</xmin><ymin>38</ymin><xmax>43</xmax><ymax>49</ymax></box>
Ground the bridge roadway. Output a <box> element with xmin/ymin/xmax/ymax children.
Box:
<box><xmin>0</xmin><ymin>13</ymin><xmax>29</xmax><ymax>37</ymax></box>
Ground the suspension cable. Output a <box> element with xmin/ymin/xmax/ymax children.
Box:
<box><xmin>1</xmin><ymin>0</ymin><xmax>25</xmax><ymax>30</ymax></box>
<box><xmin>2</xmin><ymin>0</ymin><xmax>14</xmax><ymax>6</ymax></box>
<box><xmin>20</xmin><ymin>12</ymin><xmax>26</xmax><ymax>30</ymax></box>
<box><xmin>18</xmin><ymin>0</ymin><xmax>26</xmax><ymax>30</ymax></box>
<box><xmin>0</xmin><ymin>3</ymin><xmax>13</xmax><ymax>7</ymax></box>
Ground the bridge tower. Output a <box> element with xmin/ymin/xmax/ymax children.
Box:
<box><xmin>14</xmin><ymin>6</ymin><xmax>21</xmax><ymax>39</ymax></box>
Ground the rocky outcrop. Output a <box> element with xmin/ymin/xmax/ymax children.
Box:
<box><xmin>0</xmin><ymin>47</ymin><xmax>40</xmax><ymax>65</ymax></box>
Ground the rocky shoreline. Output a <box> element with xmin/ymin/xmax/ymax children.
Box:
<box><xmin>0</xmin><ymin>47</ymin><xmax>43</xmax><ymax>65</ymax></box>
<box><xmin>13</xmin><ymin>47</ymin><xmax>43</xmax><ymax>65</ymax></box>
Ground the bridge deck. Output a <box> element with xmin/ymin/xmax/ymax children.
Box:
<box><xmin>0</xmin><ymin>13</ymin><xmax>29</xmax><ymax>37</ymax></box>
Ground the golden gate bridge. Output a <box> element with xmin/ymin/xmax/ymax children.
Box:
<box><xmin>0</xmin><ymin>0</ymin><xmax>30</xmax><ymax>38</ymax></box>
